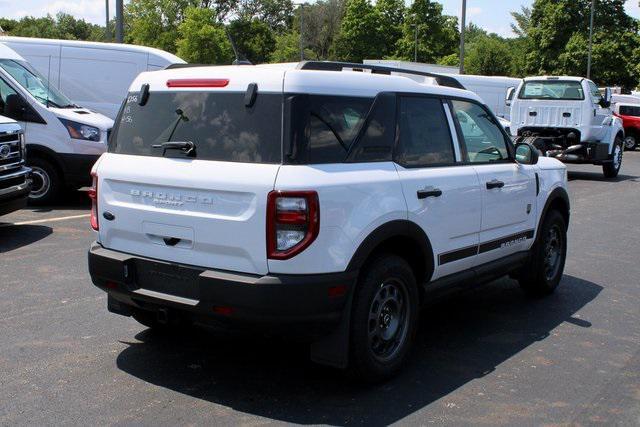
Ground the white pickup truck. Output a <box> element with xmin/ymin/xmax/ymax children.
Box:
<box><xmin>508</xmin><ymin>76</ymin><xmax>624</xmax><ymax>178</ymax></box>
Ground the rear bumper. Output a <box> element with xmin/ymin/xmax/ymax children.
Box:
<box><xmin>88</xmin><ymin>242</ymin><xmax>357</xmax><ymax>333</ymax></box>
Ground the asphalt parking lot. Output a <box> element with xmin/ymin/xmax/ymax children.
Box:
<box><xmin>1</xmin><ymin>154</ymin><xmax>639</xmax><ymax>426</ymax></box>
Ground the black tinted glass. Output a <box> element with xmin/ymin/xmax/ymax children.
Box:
<box><xmin>110</xmin><ymin>91</ymin><xmax>282</xmax><ymax>163</ymax></box>
<box><xmin>620</xmin><ymin>105</ymin><xmax>640</xmax><ymax>116</ymax></box>
<box><xmin>347</xmin><ymin>93</ymin><xmax>396</xmax><ymax>163</ymax></box>
<box><xmin>287</xmin><ymin>95</ymin><xmax>373</xmax><ymax>164</ymax></box>
<box><xmin>396</xmin><ymin>97</ymin><xmax>454</xmax><ymax>167</ymax></box>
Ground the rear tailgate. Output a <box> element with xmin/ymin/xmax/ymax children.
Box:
<box><xmin>96</xmin><ymin>66</ymin><xmax>285</xmax><ymax>275</ymax></box>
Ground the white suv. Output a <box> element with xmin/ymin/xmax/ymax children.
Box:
<box><xmin>509</xmin><ymin>76</ymin><xmax>624</xmax><ymax>178</ymax></box>
<box><xmin>88</xmin><ymin>62</ymin><xmax>570</xmax><ymax>381</ymax></box>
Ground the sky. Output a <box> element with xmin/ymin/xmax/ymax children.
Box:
<box><xmin>1</xmin><ymin>0</ymin><xmax>640</xmax><ymax>38</ymax></box>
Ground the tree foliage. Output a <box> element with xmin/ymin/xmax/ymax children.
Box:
<box><xmin>176</xmin><ymin>6</ymin><xmax>233</xmax><ymax>64</ymax></box>
<box><xmin>394</xmin><ymin>0</ymin><xmax>459</xmax><ymax>63</ymax></box>
<box><xmin>3</xmin><ymin>0</ymin><xmax>640</xmax><ymax>89</ymax></box>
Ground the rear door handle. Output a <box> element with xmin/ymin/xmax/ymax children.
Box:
<box><xmin>417</xmin><ymin>187</ymin><xmax>443</xmax><ymax>199</ymax></box>
<box><xmin>486</xmin><ymin>180</ymin><xmax>505</xmax><ymax>190</ymax></box>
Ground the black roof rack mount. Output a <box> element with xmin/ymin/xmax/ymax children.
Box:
<box><xmin>296</xmin><ymin>61</ymin><xmax>466</xmax><ymax>90</ymax></box>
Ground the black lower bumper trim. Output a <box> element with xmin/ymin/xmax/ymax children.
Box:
<box><xmin>88</xmin><ymin>243</ymin><xmax>357</xmax><ymax>330</ymax></box>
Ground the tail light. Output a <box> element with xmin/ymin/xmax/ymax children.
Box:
<box><xmin>88</xmin><ymin>172</ymin><xmax>98</xmax><ymax>231</ymax></box>
<box><xmin>267</xmin><ymin>191</ymin><xmax>319</xmax><ymax>260</ymax></box>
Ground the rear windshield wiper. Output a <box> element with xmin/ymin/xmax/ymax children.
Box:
<box><xmin>152</xmin><ymin>140</ymin><xmax>196</xmax><ymax>157</ymax></box>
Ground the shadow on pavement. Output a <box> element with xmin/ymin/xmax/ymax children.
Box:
<box><xmin>115</xmin><ymin>275</ymin><xmax>602</xmax><ymax>426</ymax></box>
<box><xmin>0</xmin><ymin>225</ymin><xmax>52</xmax><ymax>253</ymax></box>
<box><xmin>567</xmin><ymin>171</ymin><xmax>639</xmax><ymax>182</ymax></box>
<box><xmin>28</xmin><ymin>190</ymin><xmax>90</xmax><ymax>213</ymax></box>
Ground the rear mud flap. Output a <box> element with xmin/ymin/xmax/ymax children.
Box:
<box><xmin>309</xmin><ymin>287</ymin><xmax>355</xmax><ymax>369</ymax></box>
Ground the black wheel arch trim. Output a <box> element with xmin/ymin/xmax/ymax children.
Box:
<box><xmin>538</xmin><ymin>187</ymin><xmax>570</xmax><ymax>238</ymax></box>
<box><xmin>26</xmin><ymin>144</ymin><xmax>66</xmax><ymax>177</ymax></box>
<box><xmin>345</xmin><ymin>219</ymin><xmax>435</xmax><ymax>283</ymax></box>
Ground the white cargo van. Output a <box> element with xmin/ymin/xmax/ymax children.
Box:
<box><xmin>0</xmin><ymin>43</ymin><xmax>113</xmax><ymax>203</ymax></box>
<box><xmin>0</xmin><ymin>37</ymin><xmax>186</xmax><ymax>119</ymax></box>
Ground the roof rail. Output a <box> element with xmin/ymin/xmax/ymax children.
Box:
<box><xmin>296</xmin><ymin>61</ymin><xmax>466</xmax><ymax>90</ymax></box>
<box><xmin>165</xmin><ymin>63</ymin><xmax>209</xmax><ymax>70</ymax></box>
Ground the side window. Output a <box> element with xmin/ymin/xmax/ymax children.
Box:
<box><xmin>348</xmin><ymin>93</ymin><xmax>396</xmax><ymax>163</ymax></box>
<box><xmin>0</xmin><ymin>78</ymin><xmax>22</xmax><ymax>121</ymax></box>
<box><xmin>306</xmin><ymin>97</ymin><xmax>371</xmax><ymax>164</ymax></box>
<box><xmin>588</xmin><ymin>81</ymin><xmax>602</xmax><ymax>104</ymax></box>
<box><xmin>451</xmin><ymin>100</ymin><xmax>510</xmax><ymax>163</ymax></box>
<box><xmin>395</xmin><ymin>96</ymin><xmax>455</xmax><ymax>167</ymax></box>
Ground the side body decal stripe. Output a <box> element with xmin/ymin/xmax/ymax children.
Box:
<box><xmin>438</xmin><ymin>229</ymin><xmax>535</xmax><ymax>265</ymax></box>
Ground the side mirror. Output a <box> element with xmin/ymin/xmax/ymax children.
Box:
<box><xmin>515</xmin><ymin>142</ymin><xmax>539</xmax><ymax>165</ymax></box>
<box><xmin>505</xmin><ymin>87</ymin><xmax>515</xmax><ymax>107</ymax></box>
<box><xmin>4</xmin><ymin>94</ymin><xmax>45</xmax><ymax>124</ymax></box>
<box><xmin>600</xmin><ymin>87</ymin><xmax>612</xmax><ymax>108</ymax></box>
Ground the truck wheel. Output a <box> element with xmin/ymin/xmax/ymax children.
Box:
<box><xmin>603</xmin><ymin>139</ymin><xmax>623</xmax><ymax>178</ymax></box>
<box><xmin>518</xmin><ymin>210</ymin><xmax>567</xmax><ymax>297</ymax></box>
<box><xmin>349</xmin><ymin>254</ymin><xmax>419</xmax><ymax>382</ymax></box>
<box><xmin>624</xmin><ymin>135</ymin><xmax>637</xmax><ymax>151</ymax></box>
<box><xmin>28</xmin><ymin>157</ymin><xmax>61</xmax><ymax>205</ymax></box>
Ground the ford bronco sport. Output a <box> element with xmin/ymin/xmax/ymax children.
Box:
<box><xmin>509</xmin><ymin>76</ymin><xmax>624</xmax><ymax>178</ymax></box>
<box><xmin>88</xmin><ymin>62</ymin><xmax>570</xmax><ymax>381</ymax></box>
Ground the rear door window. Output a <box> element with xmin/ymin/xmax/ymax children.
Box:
<box><xmin>395</xmin><ymin>96</ymin><xmax>455</xmax><ymax>167</ymax></box>
<box><xmin>619</xmin><ymin>105</ymin><xmax>640</xmax><ymax>116</ymax></box>
<box><xmin>110</xmin><ymin>91</ymin><xmax>283</xmax><ymax>163</ymax></box>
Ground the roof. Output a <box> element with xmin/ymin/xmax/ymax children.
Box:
<box><xmin>0</xmin><ymin>43</ymin><xmax>25</xmax><ymax>61</ymax></box>
<box><xmin>130</xmin><ymin>63</ymin><xmax>483</xmax><ymax>102</ymax></box>
<box><xmin>0</xmin><ymin>36</ymin><xmax>185</xmax><ymax>65</ymax></box>
<box><xmin>523</xmin><ymin>76</ymin><xmax>586</xmax><ymax>82</ymax></box>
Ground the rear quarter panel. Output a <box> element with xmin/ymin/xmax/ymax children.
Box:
<box><xmin>269</xmin><ymin>162</ymin><xmax>406</xmax><ymax>274</ymax></box>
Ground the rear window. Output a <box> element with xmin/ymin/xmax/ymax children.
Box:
<box><xmin>519</xmin><ymin>81</ymin><xmax>584</xmax><ymax>100</ymax></box>
<box><xmin>619</xmin><ymin>105</ymin><xmax>640</xmax><ymax>116</ymax></box>
<box><xmin>110</xmin><ymin>91</ymin><xmax>282</xmax><ymax>163</ymax></box>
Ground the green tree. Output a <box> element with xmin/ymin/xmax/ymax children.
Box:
<box><xmin>525</xmin><ymin>0</ymin><xmax>638</xmax><ymax>88</ymax></box>
<box><xmin>126</xmin><ymin>0</ymin><xmax>197</xmax><ymax>53</ymax></box>
<box><xmin>333</xmin><ymin>0</ymin><xmax>384</xmax><ymax>62</ymax></box>
<box><xmin>510</xmin><ymin>6</ymin><xmax>531</xmax><ymax>38</ymax></box>
<box><xmin>300</xmin><ymin>0</ymin><xmax>345</xmax><ymax>60</ymax></box>
<box><xmin>375</xmin><ymin>0</ymin><xmax>404</xmax><ymax>58</ymax></box>
<box><xmin>227</xmin><ymin>19</ymin><xmax>276</xmax><ymax>64</ymax></box>
<box><xmin>394</xmin><ymin>0</ymin><xmax>459</xmax><ymax>63</ymax></box>
<box><xmin>465</xmin><ymin>36</ymin><xmax>512</xmax><ymax>76</ymax></box>
<box><xmin>270</xmin><ymin>31</ymin><xmax>315</xmax><ymax>62</ymax></box>
<box><xmin>176</xmin><ymin>6</ymin><xmax>233</xmax><ymax>64</ymax></box>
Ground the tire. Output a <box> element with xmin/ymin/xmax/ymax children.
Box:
<box><xmin>27</xmin><ymin>157</ymin><xmax>62</xmax><ymax>205</ymax></box>
<box><xmin>603</xmin><ymin>138</ymin><xmax>623</xmax><ymax>178</ymax></box>
<box><xmin>349</xmin><ymin>253</ymin><xmax>419</xmax><ymax>382</ymax></box>
<box><xmin>624</xmin><ymin>134</ymin><xmax>637</xmax><ymax>151</ymax></box>
<box><xmin>518</xmin><ymin>210</ymin><xmax>567</xmax><ymax>297</ymax></box>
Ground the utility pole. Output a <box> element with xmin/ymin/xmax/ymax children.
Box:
<box><xmin>587</xmin><ymin>0</ymin><xmax>595</xmax><ymax>79</ymax></box>
<box><xmin>459</xmin><ymin>0</ymin><xmax>467</xmax><ymax>74</ymax></box>
<box><xmin>105</xmin><ymin>0</ymin><xmax>110</xmax><ymax>42</ymax></box>
<box><xmin>413</xmin><ymin>23</ymin><xmax>418</xmax><ymax>62</ymax></box>
<box><xmin>115</xmin><ymin>0</ymin><xmax>124</xmax><ymax>43</ymax></box>
<box><xmin>299</xmin><ymin>4</ymin><xmax>304</xmax><ymax>61</ymax></box>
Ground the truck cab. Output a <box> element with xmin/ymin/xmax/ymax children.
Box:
<box><xmin>0</xmin><ymin>43</ymin><xmax>113</xmax><ymax>204</ymax></box>
<box><xmin>509</xmin><ymin>76</ymin><xmax>624</xmax><ymax>178</ymax></box>
<box><xmin>0</xmin><ymin>115</ymin><xmax>30</xmax><ymax>216</ymax></box>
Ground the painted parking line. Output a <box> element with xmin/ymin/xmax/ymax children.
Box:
<box><xmin>0</xmin><ymin>213</ymin><xmax>90</xmax><ymax>227</ymax></box>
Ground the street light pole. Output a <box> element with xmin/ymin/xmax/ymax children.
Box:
<box><xmin>459</xmin><ymin>0</ymin><xmax>466</xmax><ymax>74</ymax></box>
<box><xmin>105</xmin><ymin>0</ymin><xmax>110</xmax><ymax>42</ymax></box>
<box><xmin>299</xmin><ymin>4</ymin><xmax>304</xmax><ymax>61</ymax></box>
<box><xmin>587</xmin><ymin>0</ymin><xmax>595</xmax><ymax>79</ymax></box>
<box><xmin>115</xmin><ymin>0</ymin><xmax>124</xmax><ymax>43</ymax></box>
<box><xmin>414</xmin><ymin>24</ymin><xmax>418</xmax><ymax>62</ymax></box>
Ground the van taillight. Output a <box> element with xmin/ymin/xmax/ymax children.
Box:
<box><xmin>267</xmin><ymin>191</ymin><xmax>319</xmax><ymax>260</ymax></box>
<box><xmin>88</xmin><ymin>172</ymin><xmax>98</xmax><ymax>231</ymax></box>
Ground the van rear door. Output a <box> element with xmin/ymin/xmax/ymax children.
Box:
<box><xmin>96</xmin><ymin>68</ymin><xmax>285</xmax><ymax>275</ymax></box>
